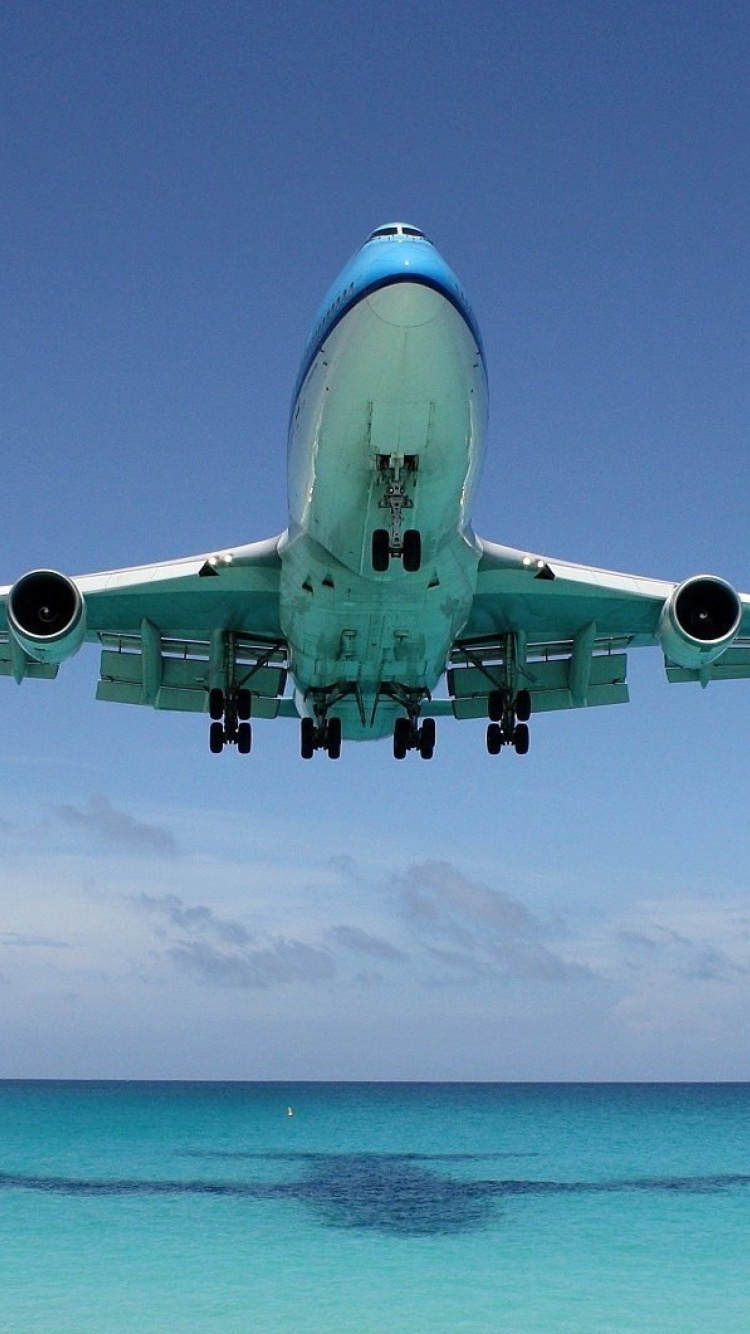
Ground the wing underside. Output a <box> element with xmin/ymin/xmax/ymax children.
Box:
<box><xmin>0</xmin><ymin>536</ymin><xmax>292</xmax><ymax>718</ymax></box>
<box><xmin>438</xmin><ymin>538</ymin><xmax>750</xmax><ymax>720</ymax></box>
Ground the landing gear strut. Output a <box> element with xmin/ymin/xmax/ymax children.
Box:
<box><xmin>486</xmin><ymin>689</ymin><xmax>532</xmax><ymax>756</ymax></box>
<box><xmin>208</xmin><ymin>687</ymin><xmax>252</xmax><ymax>754</ymax></box>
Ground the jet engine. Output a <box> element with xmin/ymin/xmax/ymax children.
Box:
<box><xmin>658</xmin><ymin>575</ymin><xmax>741</xmax><ymax>669</ymax></box>
<box><xmin>7</xmin><ymin>569</ymin><xmax>87</xmax><ymax>664</ymax></box>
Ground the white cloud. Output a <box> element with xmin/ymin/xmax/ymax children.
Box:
<box><xmin>53</xmin><ymin>794</ymin><xmax>179</xmax><ymax>856</ymax></box>
<box><xmin>393</xmin><ymin>860</ymin><xmax>586</xmax><ymax>982</ymax></box>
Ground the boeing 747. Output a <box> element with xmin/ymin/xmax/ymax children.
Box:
<box><xmin>2</xmin><ymin>223</ymin><xmax>748</xmax><ymax>759</ymax></box>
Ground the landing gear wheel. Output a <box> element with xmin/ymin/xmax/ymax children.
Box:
<box><xmin>301</xmin><ymin>716</ymin><xmax>316</xmax><ymax>760</ymax></box>
<box><xmin>402</xmin><ymin>529</ymin><xmax>422</xmax><ymax>573</ymax></box>
<box><xmin>393</xmin><ymin>716</ymin><xmax>411</xmax><ymax>760</ymax></box>
<box><xmin>486</xmin><ymin>722</ymin><xmax>502</xmax><ymax>755</ymax></box>
<box><xmin>513</xmin><ymin>723</ymin><xmax>530</xmax><ymax>755</ymax></box>
<box><xmin>326</xmin><ymin>716</ymin><xmax>342</xmax><ymax>760</ymax></box>
<box><xmin>209</xmin><ymin>688</ymin><xmax>225</xmax><ymax>721</ymax></box>
<box><xmin>372</xmin><ymin>528</ymin><xmax>390</xmax><ymax>573</ymax></box>
<box><xmin>418</xmin><ymin>717</ymin><xmax>435</xmax><ymax>759</ymax></box>
<box><xmin>237</xmin><ymin>689</ymin><xmax>252</xmax><ymax>721</ymax></box>
<box><xmin>516</xmin><ymin>690</ymin><xmax>532</xmax><ymax>723</ymax></box>
<box><xmin>237</xmin><ymin>722</ymin><xmax>252</xmax><ymax>754</ymax></box>
<box><xmin>209</xmin><ymin>721</ymin><xmax>224</xmax><ymax>754</ymax></box>
<box><xmin>488</xmin><ymin>689</ymin><xmax>503</xmax><ymax>723</ymax></box>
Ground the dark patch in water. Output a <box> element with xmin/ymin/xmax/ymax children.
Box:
<box><xmin>179</xmin><ymin>1149</ymin><xmax>540</xmax><ymax>1163</ymax></box>
<box><xmin>1</xmin><ymin>1155</ymin><xmax>749</xmax><ymax>1237</ymax></box>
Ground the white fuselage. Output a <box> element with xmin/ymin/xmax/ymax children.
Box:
<box><xmin>279</xmin><ymin>237</ymin><xmax>488</xmax><ymax>739</ymax></box>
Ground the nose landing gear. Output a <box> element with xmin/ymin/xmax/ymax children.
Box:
<box><xmin>371</xmin><ymin>454</ymin><xmax>421</xmax><ymax>572</ymax></box>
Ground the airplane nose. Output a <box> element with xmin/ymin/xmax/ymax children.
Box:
<box><xmin>366</xmin><ymin>282</ymin><xmax>444</xmax><ymax>328</ymax></box>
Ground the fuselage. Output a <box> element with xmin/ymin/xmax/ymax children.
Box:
<box><xmin>279</xmin><ymin>224</ymin><xmax>488</xmax><ymax>739</ymax></box>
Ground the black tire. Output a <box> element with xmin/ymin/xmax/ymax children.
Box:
<box><xmin>514</xmin><ymin>723</ymin><xmax>530</xmax><ymax>755</ymax></box>
<box><xmin>237</xmin><ymin>722</ymin><xmax>252</xmax><ymax>754</ymax></box>
<box><xmin>301</xmin><ymin>716</ymin><xmax>316</xmax><ymax>760</ymax></box>
<box><xmin>209</xmin><ymin>721</ymin><xmax>224</xmax><ymax>753</ymax></box>
<box><xmin>393</xmin><ymin>716</ymin><xmax>411</xmax><ymax>760</ymax></box>
<box><xmin>209</xmin><ymin>688</ymin><xmax>225</xmax><ymax>721</ymax></box>
<box><xmin>372</xmin><ymin>528</ymin><xmax>390</xmax><ymax>572</ymax></box>
<box><xmin>402</xmin><ymin>528</ymin><xmax>422</xmax><ymax>573</ymax></box>
<box><xmin>486</xmin><ymin>722</ymin><xmax>502</xmax><ymax>755</ymax></box>
<box><xmin>237</xmin><ymin>689</ymin><xmax>252</xmax><ymax>721</ymax></box>
<box><xmin>326</xmin><ymin>716</ymin><xmax>342</xmax><ymax>760</ymax></box>
<box><xmin>419</xmin><ymin>716</ymin><xmax>436</xmax><ymax>759</ymax></box>
<box><xmin>488</xmin><ymin>689</ymin><xmax>503</xmax><ymax>723</ymax></box>
<box><xmin>516</xmin><ymin>689</ymin><xmax>532</xmax><ymax>723</ymax></box>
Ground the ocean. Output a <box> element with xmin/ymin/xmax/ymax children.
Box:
<box><xmin>0</xmin><ymin>1082</ymin><xmax>748</xmax><ymax>1331</ymax></box>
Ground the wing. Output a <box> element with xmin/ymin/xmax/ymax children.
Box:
<box><xmin>445</xmin><ymin>537</ymin><xmax>750</xmax><ymax>720</ymax></box>
<box><xmin>0</xmin><ymin>535</ymin><xmax>292</xmax><ymax>720</ymax></box>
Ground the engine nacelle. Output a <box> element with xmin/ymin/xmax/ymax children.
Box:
<box><xmin>658</xmin><ymin>575</ymin><xmax>741</xmax><ymax>669</ymax></box>
<box><xmin>7</xmin><ymin>569</ymin><xmax>87</xmax><ymax>665</ymax></box>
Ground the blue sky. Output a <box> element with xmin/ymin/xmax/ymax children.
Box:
<box><xmin>1</xmin><ymin>1</ymin><xmax>750</xmax><ymax>1079</ymax></box>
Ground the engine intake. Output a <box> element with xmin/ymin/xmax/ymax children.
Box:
<box><xmin>658</xmin><ymin>575</ymin><xmax>741</xmax><ymax>669</ymax></box>
<box><xmin>7</xmin><ymin>569</ymin><xmax>87</xmax><ymax>665</ymax></box>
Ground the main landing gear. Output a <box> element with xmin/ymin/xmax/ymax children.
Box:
<box><xmin>393</xmin><ymin>715</ymin><xmax>436</xmax><ymax>760</ymax></box>
<box><xmin>208</xmin><ymin>687</ymin><xmax>252</xmax><ymax>754</ymax></box>
<box><xmin>300</xmin><ymin>715</ymin><xmax>342</xmax><ymax>760</ymax></box>
<box><xmin>486</xmin><ymin>688</ymin><xmax>532</xmax><ymax>756</ymax></box>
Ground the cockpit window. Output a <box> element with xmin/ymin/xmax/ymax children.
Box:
<box><xmin>367</xmin><ymin>223</ymin><xmax>428</xmax><ymax>241</ymax></box>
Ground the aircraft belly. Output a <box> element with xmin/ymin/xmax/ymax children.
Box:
<box><xmin>279</xmin><ymin>529</ymin><xmax>479</xmax><ymax>740</ymax></box>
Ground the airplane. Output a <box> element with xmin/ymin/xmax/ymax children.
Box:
<box><xmin>2</xmin><ymin>221</ymin><xmax>749</xmax><ymax>761</ymax></box>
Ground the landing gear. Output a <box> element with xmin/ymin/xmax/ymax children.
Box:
<box><xmin>371</xmin><ymin>454</ymin><xmax>421</xmax><ymax>571</ymax></box>
<box><xmin>393</xmin><ymin>714</ymin><xmax>436</xmax><ymax>760</ymax></box>
<box><xmin>371</xmin><ymin>526</ymin><xmax>422</xmax><ymax>573</ymax></box>
<box><xmin>207</xmin><ymin>687</ymin><xmax>253</xmax><ymax>754</ymax></box>
<box><xmin>485</xmin><ymin>690</ymin><xmax>532</xmax><ymax>756</ymax></box>
<box><xmin>300</xmin><ymin>714</ymin><xmax>342</xmax><ymax>759</ymax></box>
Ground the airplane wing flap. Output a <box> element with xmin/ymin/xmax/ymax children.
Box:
<box><xmin>448</xmin><ymin>650</ymin><xmax>629</xmax><ymax>718</ymax></box>
<box><xmin>97</xmin><ymin>635</ymin><xmax>287</xmax><ymax>715</ymax></box>
<box><xmin>665</xmin><ymin>642</ymin><xmax>750</xmax><ymax>686</ymax></box>
<box><xmin>0</xmin><ymin>634</ymin><xmax>58</xmax><ymax>681</ymax></box>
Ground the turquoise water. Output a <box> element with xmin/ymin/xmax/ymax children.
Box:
<box><xmin>1</xmin><ymin>1083</ymin><xmax>749</xmax><ymax>1331</ymax></box>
